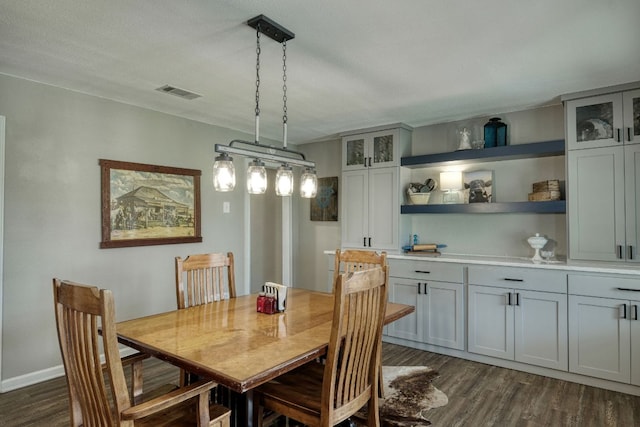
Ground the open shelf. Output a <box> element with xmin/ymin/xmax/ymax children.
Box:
<box><xmin>401</xmin><ymin>140</ymin><xmax>565</xmax><ymax>168</ymax></box>
<box><xmin>401</xmin><ymin>200</ymin><xmax>566</xmax><ymax>214</ymax></box>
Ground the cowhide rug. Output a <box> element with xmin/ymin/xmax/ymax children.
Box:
<box><xmin>357</xmin><ymin>366</ymin><xmax>448</xmax><ymax>427</ymax></box>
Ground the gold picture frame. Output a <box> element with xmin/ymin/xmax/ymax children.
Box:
<box><xmin>100</xmin><ymin>159</ymin><xmax>202</xmax><ymax>248</ymax></box>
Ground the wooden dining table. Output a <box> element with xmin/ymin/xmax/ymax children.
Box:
<box><xmin>116</xmin><ymin>288</ymin><xmax>414</xmax><ymax>426</ymax></box>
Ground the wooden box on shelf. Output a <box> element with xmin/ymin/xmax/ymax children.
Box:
<box><xmin>529</xmin><ymin>179</ymin><xmax>561</xmax><ymax>201</ymax></box>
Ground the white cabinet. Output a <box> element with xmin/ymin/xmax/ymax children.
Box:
<box><xmin>568</xmin><ymin>144</ymin><xmax>640</xmax><ymax>262</ymax></box>
<box><xmin>340</xmin><ymin>125</ymin><xmax>411</xmax><ymax>251</ymax></box>
<box><xmin>386</xmin><ymin>260</ymin><xmax>464</xmax><ymax>350</ymax></box>
<box><xmin>566</xmin><ymin>87</ymin><xmax>640</xmax><ymax>262</ymax></box>
<box><xmin>467</xmin><ymin>266</ymin><xmax>568</xmax><ymax>371</ymax></box>
<box><xmin>341</xmin><ymin>167</ymin><xmax>400</xmax><ymax>250</ymax></box>
<box><xmin>342</xmin><ymin>127</ymin><xmax>410</xmax><ymax>170</ymax></box>
<box><xmin>568</xmin><ymin>274</ymin><xmax>640</xmax><ymax>385</ymax></box>
<box><xmin>566</xmin><ymin>88</ymin><xmax>640</xmax><ymax>150</ymax></box>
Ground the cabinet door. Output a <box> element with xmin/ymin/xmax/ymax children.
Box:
<box><xmin>368</xmin><ymin>167</ymin><xmax>399</xmax><ymax>251</ymax></box>
<box><xmin>341</xmin><ymin>170</ymin><xmax>369</xmax><ymax>249</ymax></box>
<box><xmin>369</xmin><ymin>130</ymin><xmax>398</xmax><ymax>169</ymax></box>
<box><xmin>623</xmin><ymin>89</ymin><xmax>640</xmax><ymax>145</ymax></box>
<box><xmin>632</xmin><ymin>300</ymin><xmax>640</xmax><ymax>386</ymax></box>
<box><xmin>423</xmin><ymin>281</ymin><xmax>464</xmax><ymax>350</ymax></box>
<box><xmin>625</xmin><ymin>144</ymin><xmax>640</xmax><ymax>262</ymax></box>
<box><xmin>468</xmin><ymin>285</ymin><xmax>514</xmax><ymax>360</ymax></box>
<box><xmin>342</xmin><ymin>135</ymin><xmax>368</xmax><ymax>170</ymax></box>
<box><xmin>567</xmin><ymin>93</ymin><xmax>624</xmax><ymax>150</ymax></box>
<box><xmin>630</xmin><ymin>301</ymin><xmax>640</xmax><ymax>385</ymax></box>
<box><xmin>514</xmin><ymin>290</ymin><xmax>568</xmax><ymax>371</ymax></box>
<box><xmin>568</xmin><ymin>295</ymin><xmax>630</xmax><ymax>383</ymax></box>
<box><xmin>387</xmin><ymin>277</ymin><xmax>422</xmax><ymax>341</ymax></box>
<box><xmin>568</xmin><ymin>147</ymin><xmax>625</xmax><ymax>261</ymax></box>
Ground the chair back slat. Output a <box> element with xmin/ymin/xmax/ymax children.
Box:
<box><xmin>332</xmin><ymin>249</ymin><xmax>387</xmax><ymax>292</ymax></box>
<box><xmin>176</xmin><ymin>252</ymin><xmax>236</xmax><ymax>309</ymax></box>
<box><xmin>54</xmin><ymin>279</ymin><xmax>132</xmax><ymax>427</ymax></box>
<box><xmin>323</xmin><ymin>266</ymin><xmax>387</xmax><ymax>421</ymax></box>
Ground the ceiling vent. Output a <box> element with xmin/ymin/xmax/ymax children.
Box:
<box><xmin>156</xmin><ymin>85</ymin><xmax>202</xmax><ymax>100</ymax></box>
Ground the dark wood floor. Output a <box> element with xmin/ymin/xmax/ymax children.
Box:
<box><xmin>1</xmin><ymin>343</ymin><xmax>639</xmax><ymax>426</ymax></box>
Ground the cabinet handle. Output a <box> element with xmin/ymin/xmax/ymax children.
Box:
<box><xmin>368</xmin><ymin>237</ymin><xmax>372</xmax><ymax>247</ymax></box>
<box><xmin>627</xmin><ymin>127</ymin><xmax>633</xmax><ymax>142</ymax></box>
<box><xmin>515</xmin><ymin>293</ymin><xmax>520</xmax><ymax>306</ymax></box>
<box><xmin>368</xmin><ymin>157</ymin><xmax>372</xmax><ymax>167</ymax></box>
<box><xmin>629</xmin><ymin>245</ymin><xmax>634</xmax><ymax>260</ymax></box>
<box><xmin>424</xmin><ymin>283</ymin><xmax>428</xmax><ymax>294</ymax></box>
<box><xmin>507</xmin><ymin>292</ymin><xmax>512</xmax><ymax>306</ymax></box>
<box><xmin>621</xmin><ymin>304</ymin><xmax>627</xmax><ymax>319</ymax></box>
<box><xmin>417</xmin><ymin>282</ymin><xmax>421</xmax><ymax>294</ymax></box>
<box><xmin>616</xmin><ymin>287</ymin><xmax>640</xmax><ymax>292</ymax></box>
<box><xmin>363</xmin><ymin>237</ymin><xmax>367</xmax><ymax>247</ymax></box>
<box><xmin>633</xmin><ymin>305</ymin><xmax>638</xmax><ymax>321</ymax></box>
<box><xmin>414</xmin><ymin>270</ymin><xmax>431</xmax><ymax>274</ymax></box>
<box><xmin>617</xmin><ymin>245</ymin><xmax>624</xmax><ymax>259</ymax></box>
<box><xmin>503</xmin><ymin>278</ymin><xmax>524</xmax><ymax>282</ymax></box>
<box><xmin>615</xmin><ymin>128</ymin><xmax>621</xmax><ymax>143</ymax></box>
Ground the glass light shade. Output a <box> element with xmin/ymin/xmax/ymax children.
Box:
<box><xmin>275</xmin><ymin>165</ymin><xmax>294</xmax><ymax>196</ymax></box>
<box><xmin>440</xmin><ymin>171</ymin><xmax>463</xmax><ymax>190</ymax></box>
<box><xmin>300</xmin><ymin>168</ymin><xmax>318</xmax><ymax>198</ymax></box>
<box><xmin>212</xmin><ymin>153</ymin><xmax>236</xmax><ymax>192</ymax></box>
<box><xmin>247</xmin><ymin>160</ymin><xmax>267</xmax><ymax>194</ymax></box>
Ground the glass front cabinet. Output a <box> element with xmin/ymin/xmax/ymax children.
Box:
<box><xmin>342</xmin><ymin>128</ymin><xmax>407</xmax><ymax>170</ymax></box>
<box><xmin>566</xmin><ymin>88</ymin><xmax>640</xmax><ymax>150</ymax></box>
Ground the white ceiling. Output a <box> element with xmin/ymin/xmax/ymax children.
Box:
<box><xmin>1</xmin><ymin>0</ymin><xmax>639</xmax><ymax>144</ymax></box>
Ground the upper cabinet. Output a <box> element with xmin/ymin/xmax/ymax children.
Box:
<box><xmin>564</xmin><ymin>83</ymin><xmax>640</xmax><ymax>262</ymax></box>
<box><xmin>340</xmin><ymin>124</ymin><xmax>412</xmax><ymax>252</ymax></box>
<box><xmin>566</xmin><ymin>88</ymin><xmax>640</xmax><ymax>150</ymax></box>
<box><xmin>342</xmin><ymin>126</ymin><xmax>411</xmax><ymax>170</ymax></box>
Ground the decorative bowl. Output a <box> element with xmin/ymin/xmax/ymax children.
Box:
<box><xmin>408</xmin><ymin>193</ymin><xmax>431</xmax><ymax>205</ymax></box>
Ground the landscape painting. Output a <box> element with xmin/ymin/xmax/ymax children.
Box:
<box><xmin>100</xmin><ymin>159</ymin><xmax>202</xmax><ymax>248</ymax></box>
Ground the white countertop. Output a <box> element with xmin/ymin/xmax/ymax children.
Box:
<box><xmin>325</xmin><ymin>250</ymin><xmax>640</xmax><ymax>276</ymax></box>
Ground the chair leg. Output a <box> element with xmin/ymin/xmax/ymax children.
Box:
<box><xmin>252</xmin><ymin>394</ymin><xmax>264</xmax><ymax>427</ymax></box>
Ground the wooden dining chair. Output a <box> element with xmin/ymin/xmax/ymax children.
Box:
<box><xmin>332</xmin><ymin>249</ymin><xmax>387</xmax><ymax>291</ymax></box>
<box><xmin>252</xmin><ymin>266</ymin><xmax>388</xmax><ymax>427</ymax></box>
<box><xmin>53</xmin><ymin>278</ymin><xmax>231</xmax><ymax>427</ymax></box>
<box><xmin>175</xmin><ymin>252</ymin><xmax>236</xmax><ymax>309</ymax></box>
<box><xmin>175</xmin><ymin>252</ymin><xmax>236</xmax><ymax>387</ymax></box>
<box><xmin>333</xmin><ymin>248</ymin><xmax>388</xmax><ymax>399</ymax></box>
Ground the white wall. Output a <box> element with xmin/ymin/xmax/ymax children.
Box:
<box><xmin>0</xmin><ymin>74</ymin><xmax>260</xmax><ymax>384</ymax></box>
<box><xmin>294</xmin><ymin>139</ymin><xmax>342</xmax><ymax>292</ymax></box>
<box><xmin>407</xmin><ymin>105</ymin><xmax>567</xmax><ymax>258</ymax></box>
<box><xmin>292</xmin><ymin>105</ymin><xmax>566</xmax><ymax>290</ymax></box>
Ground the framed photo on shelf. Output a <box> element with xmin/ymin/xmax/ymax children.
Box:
<box><xmin>463</xmin><ymin>170</ymin><xmax>493</xmax><ymax>204</ymax></box>
<box><xmin>99</xmin><ymin>159</ymin><xmax>202</xmax><ymax>248</ymax></box>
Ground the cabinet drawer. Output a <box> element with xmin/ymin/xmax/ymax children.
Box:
<box><xmin>568</xmin><ymin>274</ymin><xmax>640</xmax><ymax>298</ymax></box>
<box><xmin>468</xmin><ymin>266</ymin><xmax>566</xmax><ymax>293</ymax></box>
<box><xmin>388</xmin><ymin>259</ymin><xmax>463</xmax><ymax>282</ymax></box>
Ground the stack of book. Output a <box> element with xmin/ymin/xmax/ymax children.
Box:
<box><xmin>528</xmin><ymin>179</ymin><xmax>561</xmax><ymax>201</ymax></box>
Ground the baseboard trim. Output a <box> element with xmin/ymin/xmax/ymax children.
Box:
<box><xmin>1</xmin><ymin>347</ymin><xmax>138</xmax><ymax>393</ymax></box>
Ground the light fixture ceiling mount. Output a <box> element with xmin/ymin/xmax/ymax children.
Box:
<box><xmin>212</xmin><ymin>15</ymin><xmax>317</xmax><ymax>198</ymax></box>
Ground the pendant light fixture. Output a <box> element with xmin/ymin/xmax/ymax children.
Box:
<box><xmin>212</xmin><ymin>15</ymin><xmax>317</xmax><ymax>198</ymax></box>
<box><xmin>274</xmin><ymin>39</ymin><xmax>294</xmax><ymax>196</ymax></box>
<box><xmin>300</xmin><ymin>167</ymin><xmax>318</xmax><ymax>198</ymax></box>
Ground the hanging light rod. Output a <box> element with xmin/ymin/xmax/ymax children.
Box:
<box><xmin>247</xmin><ymin>14</ymin><xmax>295</xmax><ymax>43</ymax></box>
<box><xmin>214</xmin><ymin>140</ymin><xmax>315</xmax><ymax>169</ymax></box>
<box><xmin>213</xmin><ymin>14</ymin><xmax>317</xmax><ymax>197</ymax></box>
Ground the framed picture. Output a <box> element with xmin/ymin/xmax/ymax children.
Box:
<box><xmin>463</xmin><ymin>170</ymin><xmax>493</xmax><ymax>203</ymax></box>
<box><xmin>99</xmin><ymin>159</ymin><xmax>202</xmax><ymax>248</ymax></box>
<box><xmin>311</xmin><ymin>177</ymin><xmax>338</xmax><ymax>221</ymax></box>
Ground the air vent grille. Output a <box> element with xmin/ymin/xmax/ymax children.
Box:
<box><xmin>156</xmin><ymin>85</ymin><xmax>202</xmax><ymax>100</ymax></box>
